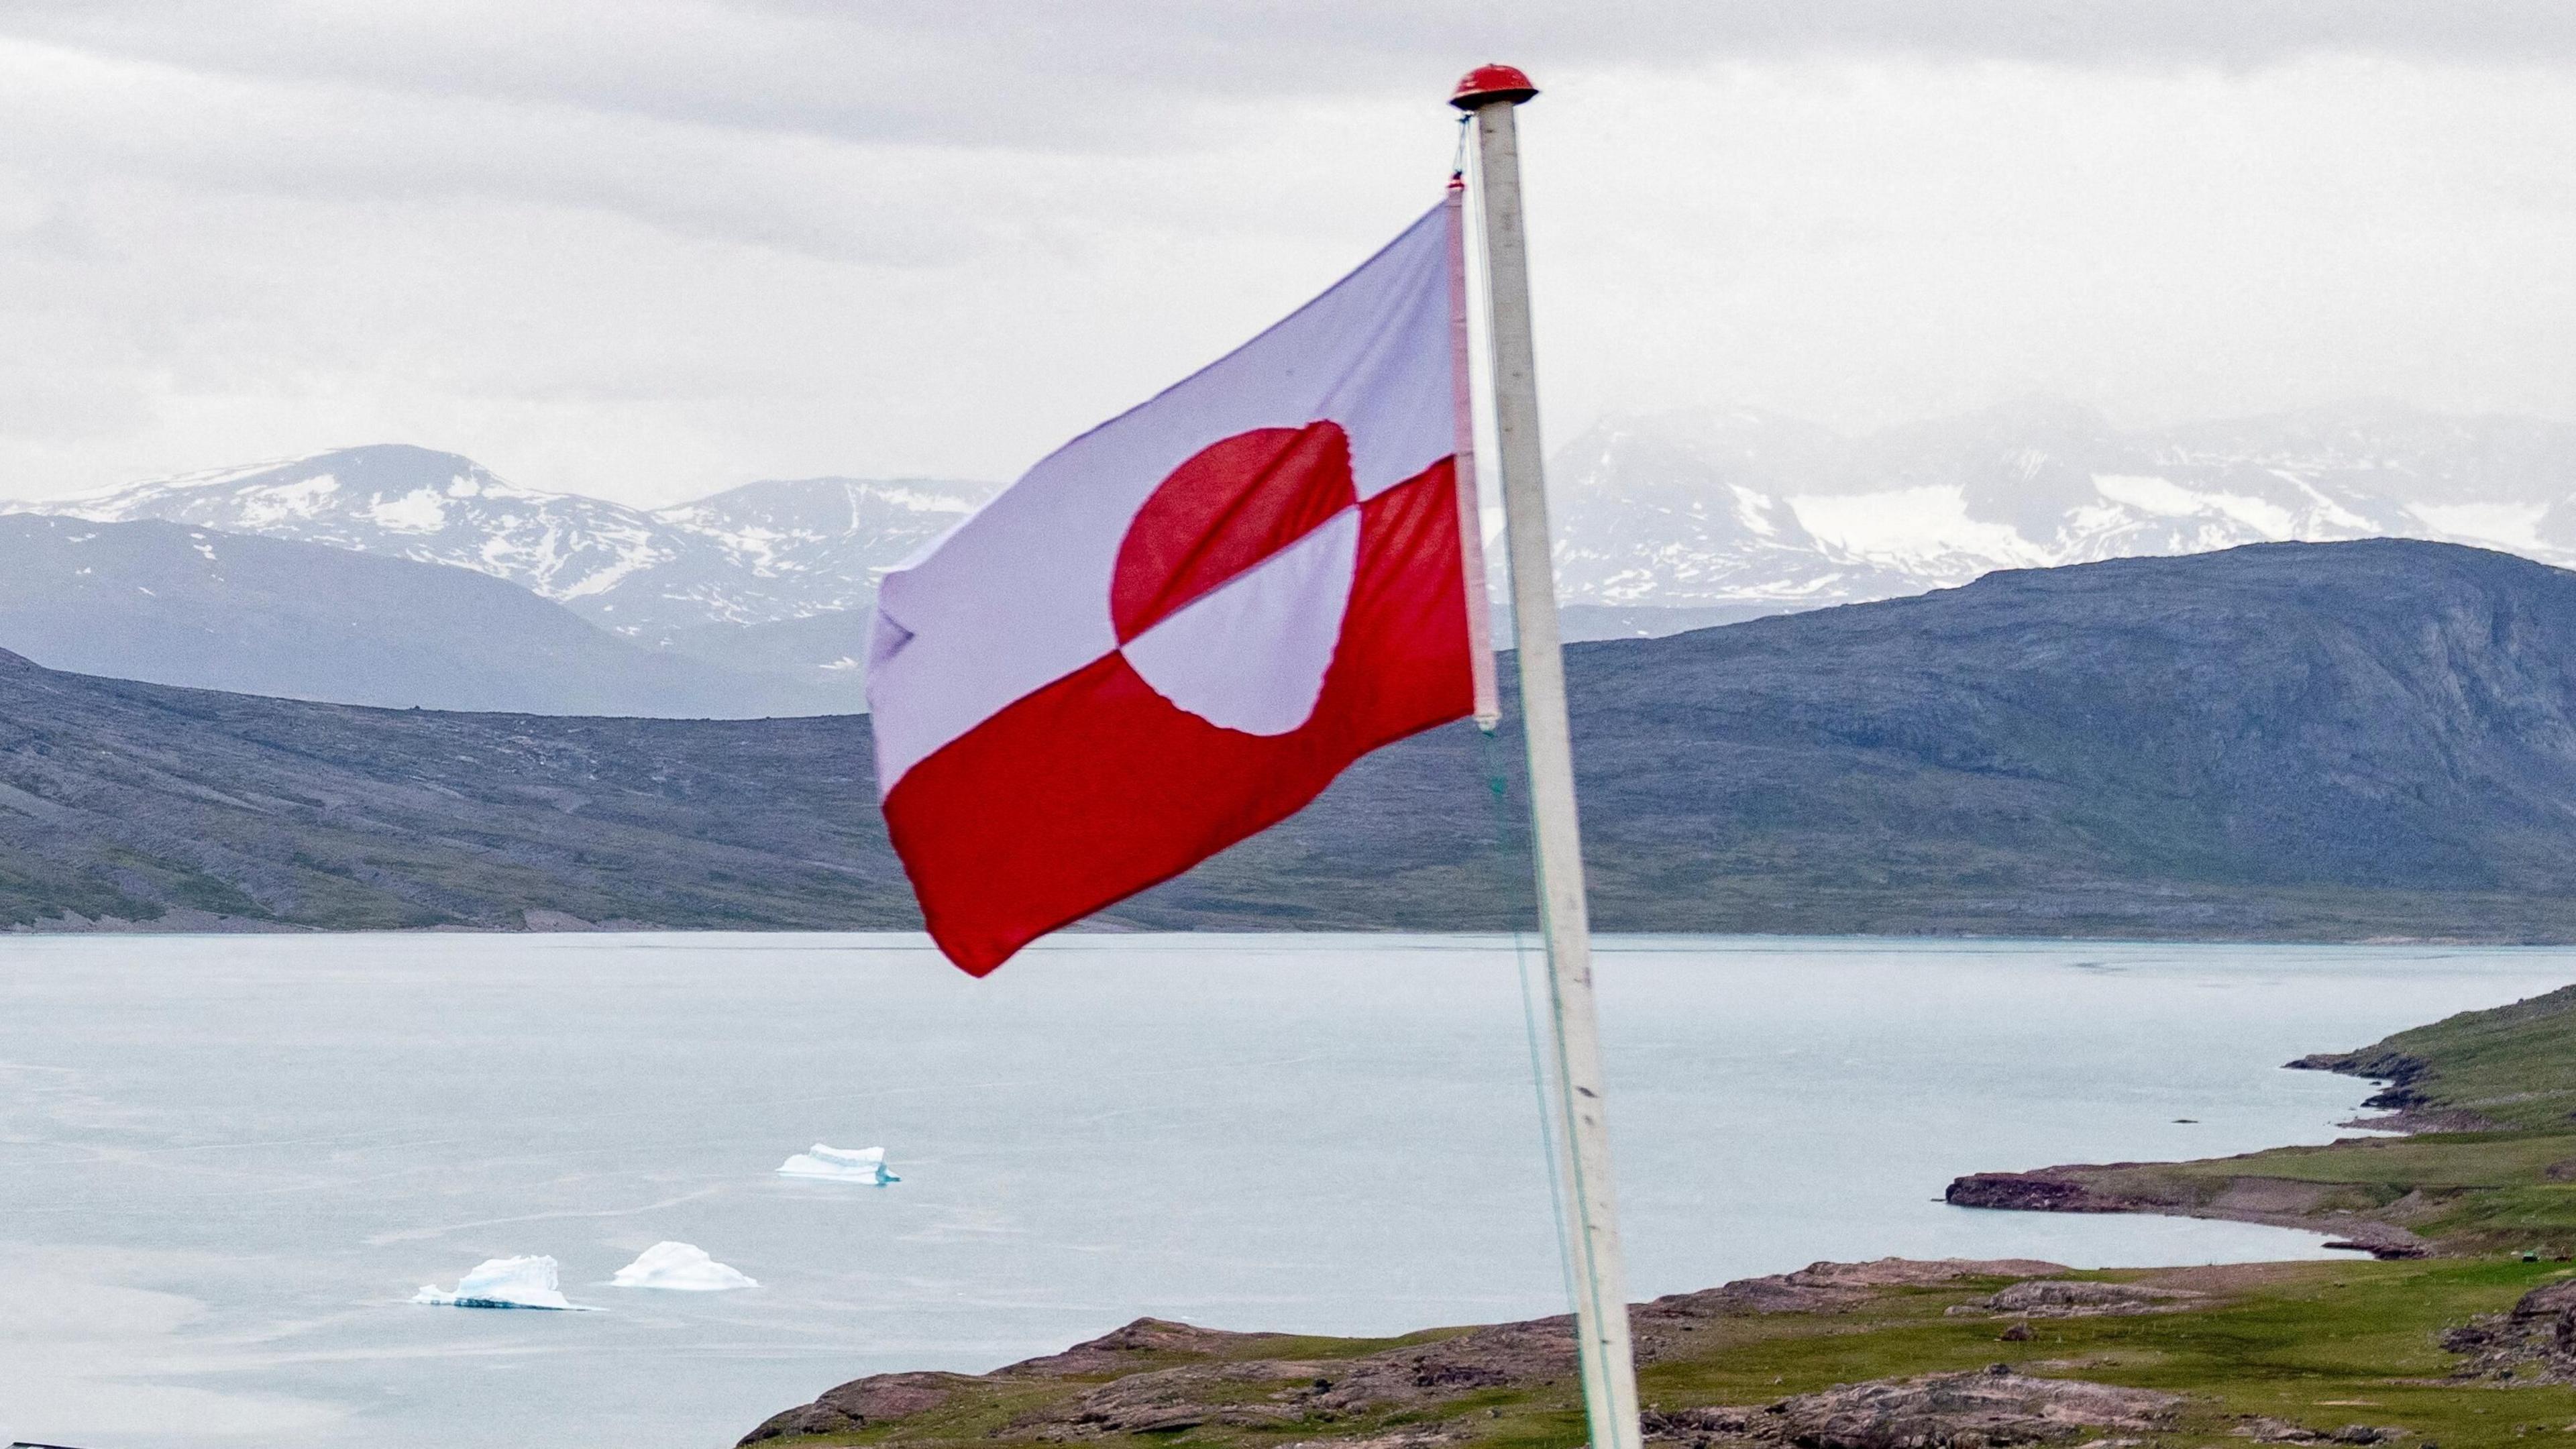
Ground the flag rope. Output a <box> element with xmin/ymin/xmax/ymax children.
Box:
<box><xmin>1478</xmin><ymin>721</ymin><xmax>1583</xmax><ymax>1327</ymax></box>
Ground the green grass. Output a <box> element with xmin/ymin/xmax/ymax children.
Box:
<box><xmin>2207</xmin><ymin>1134</ymin><xmax>2576</xmax><ymax>1189</ymax></box>
<box><xmin>2311</xmin><ymin>984</ymin><xmax>2576</xmax><ymax>1132</ymax></box>
<box><xmin>765</xmin><ymin>1260</ymin><xmax>2576</xmax><ymax>1449</ymax></box>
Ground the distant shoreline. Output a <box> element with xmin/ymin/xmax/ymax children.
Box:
<box><xmin>1947</xmin><ymin>983</ymin><xmax>2576</xmax><ymax>1261</ymax></box>
<box><xmin>11</xmin><ymin>916</ymin><xmax>2575</xmax><ymax>947</ymax></box>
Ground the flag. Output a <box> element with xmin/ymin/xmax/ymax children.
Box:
<box><xmin>867</xmin><ymin>193</ymin><xmax>1496</xmax><ymax>975</ymax></box>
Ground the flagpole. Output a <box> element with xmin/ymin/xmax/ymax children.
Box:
<box><xmin>1450</xmin><ymin>65</ymin><xmax>1643</xmax><ymax>1449</ymax></box>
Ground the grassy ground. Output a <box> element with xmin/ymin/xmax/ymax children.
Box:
<box><xmin>1640</xmin><ymin>1261</ymin><xmax>2576</xmax><ymax>1448</ymax></box>
<box><xmin>2299</xmin><ymin>985</ymin><xmax>2576</xmax><ymax>1133</ymax></box>
<box><xmin>757</xmin><ymin>1259</ymin><xmax>2576</xmax><ymax>1449</ymax></box>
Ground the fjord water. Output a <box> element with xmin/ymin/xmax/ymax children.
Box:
<box><xmin>3</xmin><ymin>934</ymin><xmax>2571</xmax><ymax>1448</ymax></box>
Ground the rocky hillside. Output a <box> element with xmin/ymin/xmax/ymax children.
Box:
<box><xmin>1227</xmin><ymin>536</ymin><xmax>2576</xmax><ymax>941</ymax></box>
<box><xmin>9</xmin><ymin>538</ymin><xmax>2576</xmax><ymax>938</ymax></box>
<box><xmin>734</xmin><ymin>1254</ymin><xmax>2576</xmax><ymax>1449</ymax></box>
<box><xmin>0</xmin><ymin>649</ymin><xmax>904</xmax><ymax>930</ymax></box>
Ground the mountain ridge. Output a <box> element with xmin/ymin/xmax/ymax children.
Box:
<box><xmin>6</xmin><ymin>538</ymin><xmax>2575</xmax><ymax>942</ymax></box>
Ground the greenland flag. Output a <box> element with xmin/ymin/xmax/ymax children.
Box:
<box><xmin>868</xmin><ymin>193</ymin><xmax>1497</xmax><ymax>975</ymax></box>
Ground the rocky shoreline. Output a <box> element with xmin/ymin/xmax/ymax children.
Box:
<box><xmin>739</xmin><ymin>986</ymin><xmax>2576</xmax><ymax>1446</ymax></box>
<box><xmin>1939</xmin><ymin>1046</ymin><xmax>2457</xmax><ymax>1258</ymax></box>
<box><xmin>1941</xmin><ymin>1164</ymin><xmax>2432</xmax><ymax>1258</ymax></box>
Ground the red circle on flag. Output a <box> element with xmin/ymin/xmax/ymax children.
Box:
<box><xmin>1110</xmin><ymin>421</ymin><xmax>1359</xmax><ymax>643</ymax></box>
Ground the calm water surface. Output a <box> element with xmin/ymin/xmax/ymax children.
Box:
<box><xmin>3</xmin><ymin>932</ymin><xmax>2571</xmax><ymax>1448</ymax></box>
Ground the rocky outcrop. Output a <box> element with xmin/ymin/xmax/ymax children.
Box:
<box><xmin>2229</xmin><ymin>1416</ymin><xmax>2410</xmax><ymax>1443</ymax></box>
<box><xmin>1644</xmin><ymin>1365</ymin><xmax>2182</xmax><ymax>1449</ymax></box>
<box><xmin>2284</xmin><ymin>1047</ymin><xmax>2502</xmax><ymax>1132</ymax></box>
<box><xmin>1944</xmin><ymin>1173</ymin><xmax>2129</xmax><ymax>1214</ymax></box>
<box><xmin>1945</xmin><ymin>1281</ymin><xmax>2202</xmax><ymax>1318</ymax></box>
<box><xmin>2440</xmin><ymin>1277</ymin><xmax>2576</xmax><ymax>1382</ymax></box>
<box><xmin>1945</xmin><ymin>1167</ymin><xmax>2430</xmax><ymax>1258</ymax></box>
<box><xmin>738</xmin><ymin>1371</ymin><xmax>973</xmax><ymax>1444</ymax></box>
<box><xmin>740</xmin><ymin>1260</ymin><xmax>2073</xmax><ymax>1446</ymax></box>
<box><xmin>1640</xmin><ymin>1258</ymin><xmax>2070</xmax><ymax>1329</ymax></box>
<box><xmin>996</xmin><ymin>1317</ymin><xmax>1295</xmax><ymax>1378</ymax></box>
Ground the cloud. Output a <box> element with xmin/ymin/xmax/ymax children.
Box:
<box><xmin>0</xmin><ymin>5</ymin><xmax>2572</xmax><ymax>506</ymax></box>
<box><xmin>7</xmin><ymin>1</ymin><xmax>2575</xmax><ymax>156</ymax></box>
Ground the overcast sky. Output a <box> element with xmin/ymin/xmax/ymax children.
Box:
<box><xmin>3</xmin><ymin>2</ymin><xmax>2573</xmax><ymax>506</ymax></box>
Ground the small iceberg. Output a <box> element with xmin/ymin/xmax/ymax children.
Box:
<box><xmin>777</xmin><ymin>1143</ymin><xmax>899</xmax><ymax>1185</ymax></box>
<box><xmin>412</xmin><ymin>1254</ymin><xmax>587</xmax><ymax>1310</ymax></box>
<box><xmin>611</xmin><ymin>1241</ymin><xmax>758</xmax><ymax>1291</ymax></box>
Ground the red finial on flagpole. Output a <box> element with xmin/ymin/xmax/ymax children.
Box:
<box><xmin>1449</xmin><ymin>63</ymin><xmax>1538</xmax><ymax>109</ymax></box>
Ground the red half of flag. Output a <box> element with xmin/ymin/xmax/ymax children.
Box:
<box><xmin>866</xmin><ymin>192</ymin><xmax>1498</xmax><ymax>975</ymax></box>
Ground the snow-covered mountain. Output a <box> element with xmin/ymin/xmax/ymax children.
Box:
<box><xmin>1546</xmin><ymin>400</ymin><xmax>2576</xmax><ymax>615</ymax></box>
<box><xmin>13</xmin><ymin>445</ymin><xmax>994</xmax><ymax>642</ymax></box>
<box><xmin>20</xmin><ymin>402</ymin><xmax>2576</xmax><ymax>687</ymax></box>
<box><xmin>633</xmin><ymin>474</ymin><xmax>986</xmax><ymax>632</ymax></box>
<box><xmin>1546</xmin><ymin>415</ymin><xmax>1924</xmax><ymax>612</ymax></box>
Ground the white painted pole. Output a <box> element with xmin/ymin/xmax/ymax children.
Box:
<box><xmin>1451</xmin><ymin>66</ymin><xmax>1642</xmax><ymax>1449</ymax></box>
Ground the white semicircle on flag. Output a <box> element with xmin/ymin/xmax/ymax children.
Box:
<box><xmin>1118</xmin><ymin>508</ymin><xmax>1358</xmax><ymax>736</ymax></box>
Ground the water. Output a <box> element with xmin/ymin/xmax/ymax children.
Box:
<box><xmin>1</xmin><ymin>932</ymin><xmax>2569</xmax><ymax>1448</ymax></box>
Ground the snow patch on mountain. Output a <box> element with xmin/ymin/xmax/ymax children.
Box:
<box><xmin>366</xmin><ymin>487</ymin><xmax>449</xmax><ymax>533</ymax></box>
<box><xmin>1786</xmin><ymin>484</ymin><xmax>2051</xmax><ymax>578</ymax></box>
<box><xmin>10</xmin><ymin>445</ymin><xmax>994</xmax><ymax>641</ymax></box>
<box><xmin>1543</xmin><ymin>401</ymin><xmax>2576</xmax><ymax>616</ymax></box>
<box><xmin>2409</xmin><ymin>500</ymin><xmax>2555</xmax><ymax>553</ymax></box>
<box><xmin>2090</xmin><ymin>474</ymin><xmax>2296</xmax><ymax>534</ymax></box>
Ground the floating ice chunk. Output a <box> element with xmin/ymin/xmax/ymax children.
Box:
<box><xmin>412</xmin><ymin>1254</ymin><xmax>585</xmax><ymax>1310</ymax></box>
<box><xmin>611</xmin><ymin>1241</ymin><xmax>758</xmax><ymax>1291</ymax></box>
<box><xmin>777</xmin><ymin>1143</ymin><xmax>899</xmax><ymax>1184</ymax></box>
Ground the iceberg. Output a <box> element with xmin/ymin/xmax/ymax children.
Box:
<box><xmin>411</xmin><ymin>1254</ymin><xmax>586</xmax><ymax>1310</ymax></box>
<box><xmin>776</xmin><ymin>1143</ymin><xmax>899</xmax><ymax>1185</ymax></box>
<box><xmin>611</xmin><ymin>1241</ymin><xmax>758</xmax><ymax>1291</ymax></box>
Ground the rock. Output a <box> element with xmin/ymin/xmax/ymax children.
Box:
<box><xmin>1645</xmin><ymin>1405</ymin><xmax>1764</xmax><ymax>1440</ymax></box>
<box><xmin>998</xmin><ymin>1317</ymin><xmax>1293</xmax><ymax>1377</ymax></box>
<box><xmin>1642</xmin><ymin>1259</ymin><xmax>2068</xmax><ymax>1332</ymax></box>
<box><xmin>737</xmin><ymin>1371</ymin><xmax>969</xmax><ymax>1444</ymax></box>
<box><xmin>1762</xmin><ymin>1369</ymin><xmax>2181</xmax><ymax>1448</ymax></box>
<box><xmin>1057</xmin><ymin>1363</ymin><xmax>1297</xmax><ymax>1435</ymax></box>
<box><xmin>988</xmin><ymin>1313</ymin><xmax>1589</xmax><ymax>1440</ymax></box>
<box><xmin>2000</xmin><ymin>1322</ymin><xmax>2035</xmax><ymax>1342</ymax></box>
<box><xmin>1639</xmin><ymin>1373</ymin><xmax>2179</xmax><ymax>1448</ymax></box>
<box><xmin>2324</xmin><ymin>1240</ymin><xmax>2429</xmax><ymax>1260</ymax></box>
<box><xmin>2439</xmin><ymin>1279</ymin><xmax>2576</xmax><ymax>1383</ymax></box>
<box><xmin>2514</xmin><ymin>1279</ymin><xmax>2576</xmax><ymax>1326</ymax></box>
<box><xmin>1948</xmin><ymin>1170</ymin><xmax>2432</xmax><ymax>1259</ymax></box>
<box><xmin>1970</xmin><ymin>1281</ymin><xmax>2204</xmax><ymax>1318</ymax></box>
<box><xmin>2229</xmin><ymin>1416</ymin><xmax>2410</xmax><ymax>1444</ymax></box>
<box><xmin>1944</xmin><ymin>1173</ymin><xmax>2125</xmax><ymax>1213</ymax></box>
